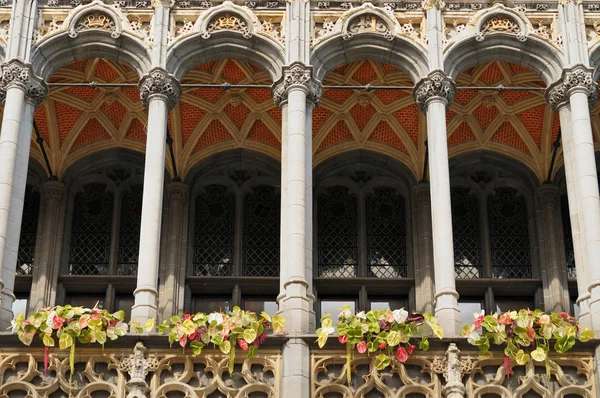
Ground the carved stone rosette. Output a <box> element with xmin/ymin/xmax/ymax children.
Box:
<box><xmin>0</xmin><ymin>60</ymin><xmax>48</xmax><ymax>108</ymax></box>
<box><xmin>271</xmin><ymin>62</ymin><xmax>324</xmax><ymax>108</ymax></box>
<box><xmin>546</xmin><ymin>65</ymin><xmax>598</xmax><ymax>110</ymax></box>
<box><xmin>413</xmin><ymin>70</ymin><xmax>457</xmax><ymax>111</ymax></box>
<box><xmin>138</xmin><ymin>68</ymin><xmax>181</xmax><ymax>109</ymax></box>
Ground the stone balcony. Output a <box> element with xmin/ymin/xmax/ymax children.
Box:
<box><xmin>0</xmin><ymin>334</ymin><xmax>597</xmax><ymax>397</ymax></box>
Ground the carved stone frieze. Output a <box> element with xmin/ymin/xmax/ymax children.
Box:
<box><xmin>71</xmin><ymin>11</ymin><xmax>119</xmax><ymax>38</ymax></box>
<box><xmin>476</xmin><ymin>14</ymin><xmax>525</xmax><ymax>42</ymax></box>
<box><xmin>413</xmin><ymin>70</ymin><xmax>457</xmax><ymax>111</ymax></box>
<box><xmin>271</xmin><ymin>62</ymin><xmax>323</xmax><ymax>108</ymax></box>
<box><xmin>0</xmin><ymin>60</ymin><xmax>48</xmax><ymax>108</ymax></box>
<box><xmin>202</xmin><ymin>12</ymin><xmax>252</xmax><ymax>39</ymax></box>
<box><xmin>138</xmin><ymin>68</ymin><xmax>181</xmax><ymax>109</ymax></box>
<box><xmin>344</xmin><ymin>14</ymin><xmax>393</xmax><ymax>41</ymax></box>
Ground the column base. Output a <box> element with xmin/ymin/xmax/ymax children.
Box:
<box><xmin>435</xmin><ymin>291</ymin><xmax>461</xmax><ymax>337</ymax></box>
<box><xmin>0</xmin><ymin>288</ymin><xmax>15</xmax><ymax>329</ymax></box>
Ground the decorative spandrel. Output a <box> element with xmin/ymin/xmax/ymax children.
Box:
<box><xmin>16</xmin><ymin>185</ymin><xmax>40</xmax><ymax>276</ymax></box>
<box><xmin>451</xmin><ymin>188</ymin><xmax>481</xmax><ymax>279</ymax></box>
<box><xmin>318</xmin><ymin>186</ymin><xmax>358</xmax><ymax>278</ymax></box>
<box><xmin>68</xmin><ymin>184</ymin><xmax>114</xmax><ymax>276</ymax></box>
<box><xmin>117</xmin><ymin>185</ymin><xmax>143</xmax><ymax>276</ymax></box>
<box><xmin>243</xmin><ymin>186</ymin><xmax>280</xmax><ymax>277</ymax></box>
<box><xmin>193</xmin><ymin>184</ymin><xmax>235</xmax><ymax>276</ymax></box>
<box><xmin>488</xmin><ymin>188</ymin><xmax>532</xmax><ymax>279</ymax></box>
<box><xmin>561</xmin><ymin>195</ymin><xmax>576</xmax><ymax>280</ymax></box>
<box><xmin>366</xmin><ymin>187</ymin><xmax>407</xmax><ymax>278</ymax></box>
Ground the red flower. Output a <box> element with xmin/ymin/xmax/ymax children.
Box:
<box><xmin>526</xmin><ymin>327</ymin><xmax>536</xmax><ymax>341</ymax></box>
<box><xmin>183</xmin><ymin>312</ymin><xmax>193</xmax><ymax>321</ymax></box>
<box><xmin>338</xmin><ymin>335</ymin><xmax>348</xmax><ymax>344</ymax></box>
<box><xmin>504</xmin><ymin>355</ymin><xmax>512</xmax><ymax>377</ymax></box>
<box><xmin>357</xmin><ymin>341</ymin><xmax>367</xmax><ymax>354</ymax></box>
<box><xmin>396</xmin><ymin>346</ymin><xmax>408</xmax><ymax>363</ymax></box>
<box><xmin>407</xmin><ymin>344</ymin><xmax>416</xmax><ymax>355</ymax></box>
<box><xmin>499</xmin><ymin>313</ymin><xmax>512</xmax><ymax>325</ymax></box>
<box><xmin>179</xmin><ymin>335</ymin><xmax>187</xmax><ymax>348</ymax></box>
<box><xmin>559</xmin><ymin>312</ymin><xmax>570</xmax><ymax>319</ymax></box>
<box><xmin>259</xmin><ymin>332</ymin><xmax>267</xmax><ymax>344</ymax></box>
<box><xmin>52</xmin><ymin>316</ymin><xmax>65</xmax><ymax>330</ymax></box>
<box><xmin>378</xmin><ymin>341</ymin><xmax>387</xmax><ymax>349</ymax></box>
<box><xmin>474</xmin><ymin>315</ymin><xmax>484</xmax><ymax>329</ymax></box>
<box><xmin>238</xmin><ymin>339</ymin><xmax>249</xmax><ymax>351</ymax></box>
<box><xmin>188</xmin><ymin>331</ymin><xmax>199</xmax><ymax>341</ymax></box>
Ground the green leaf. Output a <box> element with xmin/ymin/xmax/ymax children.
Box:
<box><xmin>387</xmin><ymin>331</ymin><xmax>401</xmax><ymax>347</ymax></box>
<box><xmin>190</xmin><ymin>341</ymin><xmax>204</xmax><ymax>355</ymax></box>
<box><xmin>374</xmin><ymin>354</ymin><xmax>390</xmax><ymax>370</ymax></box>
<box><xmin>181</xmin><ymin>320</ymin><xmax>195</xmax><ymax>335</ymax></box>
<box><xmin>579</xmin><ymin>328</ymin><xmax>594</xmax><ymax>342</ymax></box>
<box><xmin>112</xmin><ymin>310</ymin><xmax>125</xmax><ymax>322</ymax></box>
<box><xmin>96</xmin><ymin>330</ymin><xmax>107</xmax><ymax>345</ymax></box>
<box><xmin>18</xmin><ymin>325</ymin><xmax>36</xmax><ymax>346</ymax></box>
<box><xmin>316</xmin><ymin>330</ymin><xmax>328</xmax><ymax>348</ymax></box>
<box><xmin>272</xmin><ymin>315</ymin><xmax>285</xmax><ymax>333</ymax></box>
<box><xmin>419</xmin><ymin>336</ymin><xmax>429</xmax><ymax>351</ymax></box>
<box><xmin>515</xmin><ymin>349</ymin><xmax>530</xmax><ymax>365</ymax></box>
<box><xmin>145</xmin><ymin>318</ymin><xmax>155</xmax><ymax>333</ymax></box>
<box><xmin>243</xmin><ymin>328</ymin><xmax>257</xmax><ymax>344</ymax></box>
<box><xmin>531</xmin><ymin>347</ymin><xmax>547</xmax><ymax>362</ymax></box>
<box><xmin>248</xmin><ymin>345</ymin><xmax>258</xmax><ymax>358</ymax></box>
<box><xmin>59</xmin><ymin>333</ymin><xmax>74</xmax><ymax>350</ymax></box>
<box><xmin>219</xmin><ymin>340</ymin><xmax>231</xmax><ymax>354</ymax></box>
<box><xmin>260</xmin><ymin>312</ymin><xmax>271</xmax><ymax>322</ymax></box>
<box><xmin>42</xmin><ymin>334</ymin><xmax>55</xmax><ymax>347</ymax></box>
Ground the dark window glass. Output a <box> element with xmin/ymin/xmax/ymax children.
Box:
<box><xmin>17</xmin><ymin>185</ymin><xmax>40</xmax><ymax>276</ymax></box>
<box><xmin>488</xmin><ymin>188</ymin><xmax>531</xmax><ymax>278</ymax></box>
<box><xmin>366</xmin><ymin>187</ymin><xmax>407</xmax><ymax>278</ymax></box>
<box><xmin>452</xmin><ymin>188</ymin><xmax>481</xmax><ymax>278</ymax></box>
<box><xmin>243</xmin><ymin>186</ymin><xmax>280</xmax><ymax>277</ymax></box>
<box><xmin>193</xmin><ymin>185</ymin><xmax>235</xmax><ymax>276</ymax></box>
<box><xmin>244</xmin><ymin>297</ymin><xmax>278</xmax><ymax>317</ymax></box>
<box><xmin>561</xmin><ymin>194</ymin><xmax>576</xmax><ymax>279</ymax></box>
<box><xmin>495</xmin><ymin>297</ymin><xmax>533</xmax><ymax>313</ymax></box>
<box><xmin>67</xmin><ymin>294</ymin><xmax>105</xmax><ymax>310</ymax></box>
<box><xmin>318</xmin><ymin>186</ymin><xmax>358</xmax><ymax>277</ymax></box>
<box><xmin>117</xmin><ymin>185</ymin><xmax>143</xmax><ymax>275</ymax></box>
<box><xmin>68</xmin><ymin>184</ymin><xmax>113</xmax><ymax>275</ymax></box>
<box><xmin>192</xmin><ymin>296</ymin><xmax>231</xmax><ymax>314</ymax></box>
<box><xmin>116</xmin><ymin>295</ymin><xmax>134</xmax><ymax>321</ymax></box>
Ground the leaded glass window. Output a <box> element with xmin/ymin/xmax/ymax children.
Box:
<box><xmin>318</xmin><ymin>186</ymin><xmax>358</xmax><ymax>277</ymax></box>
<box><xmin>451</xmin><ymin>188</ymin><xmax>481</xmax><ymax>278</ymax></box>
<box><xmin>117</xmin><ymin>185</ymin><xmax>143</xmax><ymax>275</ymax></box>
<box><xmin>69</xmin><ymin>184</ymin><xmax>114</xmax><ymax>275</ymax></box>
<box><xmin>243</xmin><ymin>186</ymin><xmax>280</xmax><ymax>277</ymax></box>
<box><xmin>193</xmin><ymin>185</ymin><xmax>235</xmax><ymax>276</ymax></box>
<box><xmin>488</xmin><ymin>188</ymin><xmax>532</xmax><ymax>278</ymax></box>
<box><xmin>366</xmin><ymin>186</ymin><xmax>407</xmax><ymax>278</ymax></box>
<box><xmin>561</xmin><ymin>194</ymin><xmax>576</xmax><ymax>279</ymax></box>
<box><xmin>16</xmin><ymin>185</ymin><xmax>40</xmax><ymax>275</ymax></box>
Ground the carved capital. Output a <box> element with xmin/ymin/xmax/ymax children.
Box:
<box><xmin>138</xmin><ymin>68</ymin><xmax>181</xmax><ymax>109</ymax></box>
<box><xmin>151</xmin><ymin>0</ymin><xmax>174</xmax><ymax>7</ymax></box>
<box><xmin>422</xmin><ymin>0</ymin><xmax>445</xmax><ymax>11</ymax></box>
<box><xmin>537</xmin><ymin>185</ymin><xmax>559</xmax><ymax>209</ymax></box>
<box><xmin>545</xmin><ymin>81</ymin><xmax>568</xmax><ymax>111</ymax></box>
<box><xmin>42</xmin><ymin>181</ymin><xmax>65</xmax><ymax>202</ymax></box>
<box><xmin>167</xmin><ymin>182</ymin><xmax>189</xmax><ymax>204</ymax></box>
<box><xmin>271</xmin><ymin>62</ymin><xmax>323</xmax><ymax>108</ymax></box>
<box><xmin>26</xmin><ymin>76</ymin><xmax>48</xmax><ymax>108</ymax></box>
<box><xmin>563</xmin><ymin>65</ymin><xmax>597</xmax><ymax>98</ymax></box>
<box><xmin>413</xmin><ymin>71</ymin><xmax>456</xmax><ymax>111</ymax></box>
<box><xmin>0</xmin><ymin>60</ymin><xmax>47</xmax><ymax>107</ymax></box>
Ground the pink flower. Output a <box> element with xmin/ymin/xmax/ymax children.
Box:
<box><xmin>396</xmin><ymin>346</ymin><xmax>408</xmax><ymax>363</ymax></box>
<box><xmin>238</xmin><ymin>339</ymin><xmax>249</xmax><ymax>351</ymax></box>
<box><xmin>179</xmin><ymin>335</ymin><xmax>187</xmax><ymax>348</ymax></box>
<box><xmin>378</xmin><ymin>341</ymin><xmax>387</xmax><ymax>349</ymax></box>
<box><xmin>499</xmin><ymin>313</ymin><xmax>512</xmax><ymax>325</ymax></box>
<box><xmin>259</xmin><ymin>332</ymin><xmax>267</xmax><ymax>344</ymax></box>
<box><xmin>504</xmin><ymin>355</ymin><xmax>512</xmax><ymax>377</ymax></box>
<box><xmin>338</xmin><ymin>335</ymin><xmax>348</xmax><ymax>344</ymax></box>
<box><xmin>474</xmin><ymin>315</ymin><xmax>484</xmax><ymax>330</ymax></box>
<box><xmin>407</xmin><ymin>344</ymin><xmax>415</xmax><ymax>355</ymax></box>
<box><xmin>357</xmin><ymin>341</ymin><xmax>367</xmax><ymax>354</ymax></box>
<box><xmin>52</xmin><ymin>316</ymin><xmax>65</xmax><ymax>330</ymax></box>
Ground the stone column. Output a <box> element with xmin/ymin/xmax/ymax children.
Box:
<box><xmin>28</xmin><ymin>181</ymin><xmax>65</xmax><ymax>313</ymax></box>
<box><xmin>413</xmin><ymin>183</ymin><xmax>435</xmax><ymax>313</ymax></box>
<box><xmin>414</xmin><ymin>71</ymin><xmax>461</xmax><ymax>336</ymax></box>
<box><xmin>272</xmin><ymin>62</ymin><xmax>322</xmax><ymax>398</ymax></box>
<box><xmin>158</xmin><ymin>182</ymin><xmax>188</xmax><ymax>319</ymax></box>
<box><xmin>0</xmin><ymin>60</ymin><xmax>46</xmax><ymax>327</ymax></box>
<box><xmin>131</xmin><ymin>68</ymin><xmax>180</xmax><ymax>325</ymax></box>
<box><xmin>536</xmin><ymin>185</ymin><xmax>570</xmax><ymax>312</ymax></box>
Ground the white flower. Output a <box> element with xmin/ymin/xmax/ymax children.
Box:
<box><xmin>339</xmin><ymin>308</ymin><xmax>352</xmax><ymax>320</ymax></box>
<box><xmin>323</xmin><ymin>327</ymin><xmax>335</xmax><ymax>334</ymax></box>
<box><xmin>356</xmin><ymin>311</ymin><xmax>366</xmax><ymax>320</ymax></box>
<box><xmin>474</xmin><ymin>310</ymin><xmax>485</xmax><ymax>319</ymax></box>
<box><xmin>46</xmin><ymin>311</ymin><xmax>57</xmax><ymax>329</ymax></box>
<box><xmin>208</xmin><ymin>313</ymin><xmax>224</xmax><ymax>324</ymax></box>
<box><xmin>10</xmin><ymin>319</ymin><xmax>18</xmax><ymax>334</ymax></box>
<box><xmin>467</xmin><ymin>332</ymin><xmax>481</xmax><ymax>345</ymax></box>
<box><xmin>392</xmin><ymin>309</ymin><xmax>408</xmax><ymax>324</ymax></box>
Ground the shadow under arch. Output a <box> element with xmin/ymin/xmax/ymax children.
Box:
<box><xmin>444</xmin><ymin>34</ymin><xmax>563</xmax><ymax>85</ymax></box>
<box><xmin>311</xmin><ymin>34</ymin><xmax>429</xmax><ymax>84</ymax></box>
<box><xmin>589</xmin><ymin>44</ymin><xmax>600</xmax><ymax>81</ymax></box>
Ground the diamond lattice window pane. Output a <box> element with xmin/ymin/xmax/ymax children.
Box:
<box><xmin>117</xmin><ymin>185</ymin><xmax>143</xmax><ymax>275</ymax></box>
<box><xmin>193</xmin><ymin>185</ymin><xmax>235</xmax><ymax>276</ymax></box>
<box><xmin>366</xmin><ymin>187</ymin><xmax>407</xmax><ymax>278</ymax></box>
<box><xmin>16</xmin><ymin>185</ymin><xmax>40</xmax><ymax>276</ymax></box>
<box><xmin>488</xmin><ymin>188</ymin><xmax>531</xmax><ymax>279</ymax></box>
<box><xmin>318</xmin><ymin>186</ymin><xmax>358</xmax><ymax>278</ymax></box>
<box><xmin>68</xmin><ymin>184</ymin><xmax>113</xmax><ymax>275</ymax></box>
<box><xmin>452</xmin><ymin>188</ymin><xmax>482</xmax><ymax>278</ymax></box>
<box><xmin>561</xmin><ymin>195</ymin><xmax>576</xmax><ymax>279</ymax></box>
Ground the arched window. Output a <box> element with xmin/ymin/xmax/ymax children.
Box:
<box><xmin>561</xmin><ymin>194</ymin><xmax>575</xmax><ymax>279</ymax></box>
<box><xmin>451</xmin><ymin>188</ymin><xmax>481</xmax><ymax>278</ymax></box>
<box><xmin>317</xmin><ymin>186</ymin><xmax>358</xmax><ymax>277</ymax></box>
<box><xmin>17</xmin><ymin>185</ymin><xmax>41</xmax><ymax>276</ymax></box>
<box><xmin>117</xmin><ymin>184</ymin><xmax>143</xmax><ymax>275</ymax></box>
<box><xmin>193</xmin><ymin>184</ymin><xmax>236</xmax><ymax>276</ymax></box>
<box><xmin>366</xmin><ymin>187</ymin><xmax>406</xmax><ymax>278</ymax></box>
<box><xmin>488</xmin><ymin>188</ymin><xmax>531</xmax><ymax>279</ymax></box>
<box><xmin>68</xmin><ymin>184</ymin><xmax>114</xmax><ymax>275</ymax></box>
<box><xmin>243</xmin><ymin>186</ymin><xmax>280</xmax><ymax>277</ymax></box>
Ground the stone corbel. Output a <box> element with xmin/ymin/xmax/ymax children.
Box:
<box><xmin>413</xmin><ymin>70</ymin><xmax>456</xmax><ymax>111</ymax></box>
<box><xmin>271</xmin><ymin>62</ymin><xmax>323</xmax><ymax>108</ymax></box>
<box><xmin>138</xmin><ymin>68</ymin><xmax>181</xmax><ymax>109</ymax></box>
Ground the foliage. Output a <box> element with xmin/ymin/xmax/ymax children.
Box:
<box><xmin>315</xmin><ymin>306</ymin><xmax>444</xmax><ymax>385</ymax></box>
<box><xmin>462</xmin><ymin>309</ymin><xmax>594</xmax><ymax>376</ymax></box>
<box><xmin>12</xmin><ymin>304</ymin><xmax>151</xmax><ymax>378</ymax></box>
<box><xmin>157</xmin><ymin>307</ymin><xmax>286</xmax><ymax>374</ymax></box>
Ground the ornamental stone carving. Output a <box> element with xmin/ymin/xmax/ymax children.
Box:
<box><xmin>271</xmin><ymin>62</ymin><xmax>323</xmax><ymax>108</ymax></box>
<box><xmin>202</xmin><ymin>12</ymin><xmax>252</xmax><ymax>39</ymax></box>
<box><xmin>138</xmin><ymin>68</ymin><xmax>181</xmax><ymax>109</ymax></box>
<box><xmin>545</xmin><ymin>81</ymin><xmax>567</xmax><ymax>110</ymax></box>
<box><xmin>422</xmin><ymin>0</ymin><xmax>445</xmax><ymax>11</ymax></box>
<box><xmin>0</xmin><ymin>60</ymin><xmax>48</xmax><ymax>108</ymax></box>
<box><xmin>413</xmin><ymin>71</ymin><xmax>456</xmax><ymax>111</ymax></box>
<box><xmin>476</xmin><ymin>14</ymin><xmax>525</xmax><ymax>42</ymax></box>
<box><xmin>443</xmin><ymin>344</ymin><xmax>466</xmax><ymax>398</ymax></box>
<box><xmin>151</xmin><ymin>0</ymin><xmax>175</xmax><ymax>7</ymax></box>
<box><xmin>546</xmin><ymin>66</ymin><xmax>598</xmax><ymax>110</ymax></box>
<box><xmin>344</xmin><ymin>14</ymin><xmax>393</xmax><ymax>41</ymax></box>
<box><xmin>42</xmin><ymin>182</ymin><xmax>65</xmax><ymax>202</ymax></box>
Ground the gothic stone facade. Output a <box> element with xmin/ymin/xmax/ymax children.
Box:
<box><xmin>0</xmin><ymin>0</ymin><xmax>599</xmax><ymax>397</ymax></box>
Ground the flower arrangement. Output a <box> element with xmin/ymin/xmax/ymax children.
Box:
<box><xmin>316</xmin><ymin>306</ymin><xmax>444</xmax><ymax>385</ymax></box>
<box><xmin>156</xmin><ymin>307</ymin><xmax>285</xmax><ymax>374</ymax></box>
<box><xmin>462</xmin><ymin>309</ymin><xmax>594</xmax><ymax>376</ymax></box>
<box><xmin>12</xmin><ymin>304</ymin><xmax>150</xmax><ymax>379</ymax></box>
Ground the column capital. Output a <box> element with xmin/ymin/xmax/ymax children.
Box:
<box><xmin>537</xmin><ymin>185</ymin><xmax>559</xmax><ymax>209</ymax></box>
<box><xmin>166</xmin><ymin>181</ymin><xmax>188</xmax><ymax>204</ymax></box>
<box><xmin>271</xmin><ymin>62</ymin><xmax>323</xmax><ymax>108</ymax></box>
<box><xmin>0</xmin><ymin>60</ymin><xmax>48</xmax><ymax>108</ymax></box>
<box><xmin>547</xmin><ymin>65</ymin><xmax>598</xmax><ymax>110</ymax></box>
<box><xmin>413</xmin><ymin>70</ymin><xmax>456</xmax><ymax>111</ymax></box>
<box><xmin>545</xmin><ymin>80</ymin><xmax>568</xmax><ymax>111</ymax></box>
<box><xmin>42</xmin><ymin>181</ymin><xmax>65</xmax><ymax>201</ymax></box>
<box><xmin>138</xmin><ymin>68</ymin><xmax>181</xmax><ymax>110</ymax></box>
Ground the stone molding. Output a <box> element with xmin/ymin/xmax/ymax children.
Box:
<box><xmin>413</xmin><ymin>70</ymin><xmax>456</xmax><ymax>111</ymax></box>
<box><xmin>271</xmin><ymin>62</ymin><xmax>323</xmax><ymax>108</ymax></box>
<box><xmin>138</xmin><ymin>68</ymin><xmax>181</xmax><ymax>109</ymax></box>
<box><xmin>0</xmin><ymin>60</ymin><xmax>48</xmax><ymax>108</ymax></box>
<box><xmin>42</xmin><ymin>181</ymin><xmax>65</xmax><ymax>201</ymax></box>
<box><xmin>422</xmin><ymin>0</ymin><xmax>445</xmax><ymax>11</ymax></box>
<box><xmin>546</xmin><ymin>65</ymin><xmax>598</xmax><ymax>110</ymax></box>
<box><xmin>166</xmin><ymin>182</ymin><xmax>189</xmax><ymax>204</ymax></box>
<box><xmin>151</xmin><ymin>0</ymin><xmax>175</xmax><ymax>8</ymax></box>
<box><xmin>537</xmin><ymin>185</ymin><xmax>559</xmax><ymax>210</ymax></box>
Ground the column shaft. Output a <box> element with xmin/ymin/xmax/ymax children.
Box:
<box><xmin>413</xmin><ymin>183</ymin><xmax>434</xmax><ymax>313</ymax></box>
